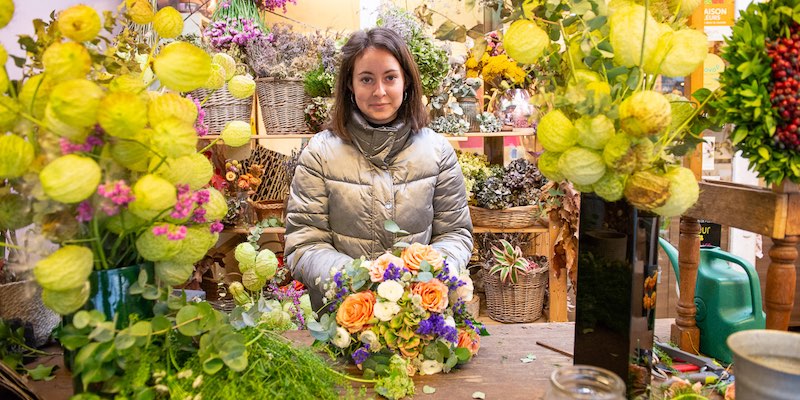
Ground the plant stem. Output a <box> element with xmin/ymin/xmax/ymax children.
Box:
<box><xmin>0</xmin><ymin>242</ymin><xmax>24</xmax><ymax>250</ymax></box>
<box><xmin>92</xmin><ymin>216</ymin><xmax>110</xmax><ymax>270</ymax></box>
<box><xmin>559</xmin><ymin>21</ymin><xmax>578</xmax><ymax>85</ymax></box>
<box><xmin>151</xmin><ymin>315</ymin><xmax>203</xmax><ymax>335</ymax></box>
<box><xmin>199</xmin><ymin>138</ymin><xmax>222</xmax><ymax>153</ymax></box>
<box><xmin>328</xmin><ymin>367</ymin><xmax>377</xmax><ymax>384</ymax></box>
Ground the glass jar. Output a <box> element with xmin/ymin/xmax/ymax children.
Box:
<box><xmin>545</xmin><ymin>365</ymin><xmax>626</xmax><ymax>400</ymax></box>
<box><xmin>457</xmin><ymin>97</ymin><xmax>481</xmax><ymax>132</ymax></box>
<box><xmin>493</xmin><ymin>88</ymin><xmax>534</xmax><ymax>128</ymax></box>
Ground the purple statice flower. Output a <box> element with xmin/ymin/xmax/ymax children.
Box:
<box><xmin>204</xmin><ymin>17</ymin><xmax>263</xmax><ymax>51</ymax></box>
<box><xmin>266</xmin><ymin>283</ymin><xmax>308</xmax><ymax>329</ymax></box>
<box><xmin>152</xmin><ymin>224</ymin><xmax>169</xmax><ymax>236</ymax></box>
<box><xmin>382</xmin><ymin>262</ymin><xmax>408</xmax><ymax>281</ymax></box>
<box><xmin>76</xmin><ymin>201</ymin><xmax>93</xmax><ymax>223</ymax></box>
<box><xmin>210</xmin><ymin>221</ymin><xmax>224</xmax><ymax>233</ymax></box>
<box><xmin>435</xmin><ymin>261</ymin><xmax>466</xmax><ymax>291</ymax></box>
<box><xmin>191</xmin><ymin>207</ymin><xmax>207</xmax><ymax>224</ymax></box>
<box><xmin>260</xmin><ymin>0</ymin><xmax>297</xmax><ymax>13</ymax></box>
<box><xmin>351</xmin><ymin>346</ymin><xmax>370</xmax><ymax>365</ymax></box>
<box><xmin>170</xmin><ymin>184</ymin><xmax>195</xmax><ymax>220</ymax></box>
<box><xmin>59</xmin><ymin>133</ymin><xmax>104</xmax><ymax>155</ymax></box>
<box><xmin>327</xmin><ymin>270</ymin><xmax>350</xmax><ymax>312</ymax></box>
<box><xmin>416</xmin><ymin>313</ymin><xmax>458</xmax><ymax>343</ymax></box>
<box><xmin>189</xmin><ymin>189</ymin><xmax>211</xmax><ymax>223</ymax></box>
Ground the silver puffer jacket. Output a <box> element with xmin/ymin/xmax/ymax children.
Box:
<box><xmin>284</xmin><ymin>111</ymin><xmax>473</xmax><ymax>308</ymax></box>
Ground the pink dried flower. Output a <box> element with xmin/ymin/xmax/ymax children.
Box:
<box><xmin>76</xmin><ymin>201</ymin><xmax>93</xmax><ymax>223</ymax></box>
<box><xmin>210</xmin><ymin>221</ymin><xmax>224</xmax><ymax>233</ymax></box>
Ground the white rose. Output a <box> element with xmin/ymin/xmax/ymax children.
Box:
<box><xmin>457</xmin><ymin>273</ymin><xmax>474</xmax><ymax>302</ymax></box>
<box><xmin>359</xmin><ymin>330</ymin><xmax>380</xmax><ymax>350</ymax></box>
<box><xmin>419</xmin><ymin>359</ymin><xmax>444</xmax><ymax>375</ymax></box>
<box><xmin>444</xmin><ymin>316</ymin><xmax>456</xmax><ymax>329</ymax></box>
<box><xmin>373</xmin><ymin>301</ymin><xmax>401</xmax><ymax>321</ymax></box>
<box><xmin>332</xmin><ymin>327</ymin><xmax>351</xmax><ymax>348</ymax></box>
<box><xmin>377</xmin><ymin>280</ymin><xmax>404</xmax><ymax>302</ymax></box>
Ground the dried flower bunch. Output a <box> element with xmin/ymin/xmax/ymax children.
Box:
<box><xmin>245</xmin><ymin>23</ymin><xmax>319</xmax><ymax>79</ymax></box>
<box><xmin>224</xmin><ymin>160</ymin><xmax>264</xmax><ymax>195</ymax></box>
<box><xmin>472</xmin><ymin>159</ymin><xmax>548</xmax><ymax>210</ymax></box>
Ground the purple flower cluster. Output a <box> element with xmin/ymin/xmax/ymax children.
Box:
<box><xmin>416</xmin><ymin>313</ymin><xmax>458</xmax><ymax>343</ymax></box>
<box><xmin>351</xmin><ymin>346</ymin><xmax>370</xmax><ymax>365</ymax></box>
<box><xmin>59</xmin><ymin>134</ymin><xmax>103</xmax><ymax>155</ymax></box>
<box><xmin>259</xmin><ymin>0</ymin><xmax>297</xmax><ymax>13</ymax></box>
<box><xmin>382</xmin><ymin>262</ymin><xmax>408</xmax><ymax>281</ymax></box>
<box><xmin>96</xmin><ymin>180</ymin><xmax>135</xmax><ymax>216</ymax></box>
<box><xmin>435</xmin><ymin>262</ymin><xmax>466</xmax><ymax>292</ymax></box>
<box><xmin>152</xmin><ymin>223</ymin><xmax>188</xmax><ymax>240</ymax></box>
<box><xmin>76</xmin><ymin>201</ymin><xmax>93</xmax><ymax>223</ymax></box>
<box><xmin>204</xmin><ymin>17</ymin><xmax>263</xmax><ymax>51</ymax></box>
<box><xmin>328</xmin><ymin>270</ymin><xmax>350</xmax><ymax>312</ymax></box>
<box><xmin>210</xmin><ymin>221</ymin><xmax>224</xmax><ymax>234</ymax></box>
<box><xmin>267</xmin><ymin>283</ymin><xmax>308</xmax><ymax>328</ymax></box>
<box><xmin>187</xmin><ymin>95</ymin><xmax>208</xmax><ymax>137</ymax></box>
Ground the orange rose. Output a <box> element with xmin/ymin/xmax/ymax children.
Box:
<box><xmin>401</xmin><ymin>243</ymin><xmax>444</xmax><ymax>273</ymax></box>
<box><xmin>411</xmin><ymin>279</ymin><xmax>449</xmax><ymax>313</ymax></box>
<box><xmin>336</xmin><ymin>291</ymin><xmax>375</xmax><ymax>333</ymax></box>
<box><xmin>368</xmin><ymin>252</ymin><xmax>405</xmax><ymax>282</ymax></box>
<box><xmin>457</xmin><ymin>329</ymin><xmax>480</xmax><ymax>356</ymax></box>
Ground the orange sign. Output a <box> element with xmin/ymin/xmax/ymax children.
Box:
<box><xmin>704</xmin><ymin>0</ymin><xmax>736</xmax><ymax>27</ymax></box>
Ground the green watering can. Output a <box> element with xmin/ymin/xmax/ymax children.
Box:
<box><xmin>658</xmin><ymin>238</ymin><xmax>766</xmax><ymax>364</ymax></box>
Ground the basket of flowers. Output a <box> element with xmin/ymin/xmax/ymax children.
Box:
<box><xmin>458</xmin><ymin>153</ymin><xmax>548</xmax><ymax>228</ymax></box>
<box><xmin>483</xmin><ymin>240</ymin><xmax>548</xmax><ymax>323</ymax></box>
<box><xmin>246</xmin><ymin>24</ymin><xmax>320</xmax><ymax>134</ymax></box>
<box><xmin>308</xmin><ymin>237</ymin><xmax>484</xmax><ymax>399</ymax></box>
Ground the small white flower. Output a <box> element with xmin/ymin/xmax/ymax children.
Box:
<box><xmin>359</xmin><ymin>330</ymin><xmax>380</xmax><ymax>350</ymax></box>
<box><xmin>377</xmin><ymin>280</ymin><xmax>404</xmax><ymax>302</ymax></box>
<box><xmin>457</xmin><ymin>273</ymin><xmax>474</xmax><ymax>302</ymax></box>
<box><xmin>193</xmin><ymin>394</ymin><xmax>203</xmax><ymax>400</ymax></box>
<box><xmin>419</xmin><ymin>360</ymin><xmax>444</xmax><ymax>375</ymax></box>
<box><xmin>332</xmin><ymin>327</ymin><xmax>351</xmax><ymax>348</ymax></box>
<box><xmin>192</xmin><ymin>375</ymin><xmax>203</xmax><ymax>389</ymax></box>
<box><xmin>373</xmin><ymin>301</ymin><xmax>401</xmax><ymax>321</ymax></box>
<box><xmin>410</xmin><ymin>293</ymin><xmax>423</xmax><ymax>306</ymax></box>
<box><xmin>401</xmin><ymin>271</ymin><xmax>413</xmax><ymax>282</ymax></box>
<box><xmin>177</xmin><ymin>369</ymin><xmax>193</xmax><ymax>379</ymax></box>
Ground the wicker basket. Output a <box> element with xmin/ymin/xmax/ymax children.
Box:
<box><xmin>255</xmin><ymin>77</ymin><xmax>311</xmax><ymax>134</ymax></box>
<box><xmin>248</xmin><ymin>199</ymin><xmax>286</xmax><ymax>222</ymax></box>
<box><xmin>0</xmin><ymin>280</ymin><xmax>59</xmax><ymax>347</ymax></box>
<box><xmin>482</xmin><ymin>263</ymin><xmax>548</xmax><ymax>323</ymax></box>
<box><xmin>469</xmin><ymin>205</ymin><xmax>541</xmax><ymax>229</ymax></box>
<box><xmin>191</xmin><ymin>85</ymin><xmax>253</xmax><ymax>135</ymax></box>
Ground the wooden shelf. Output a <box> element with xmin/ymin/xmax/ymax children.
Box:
<box><xmin>201</xmin><ymin>134</ymin><xmax>315</xmax><ymax>140</ymax></box>
<box><xmin>222</xmin><ymin>227</ymin><xmax>286</xmax><ymax>234</ymax></box>
<box><xmin>473</xmin><ymin>225</ymin><xmax>548</xmax><ymax>233</ymax></box>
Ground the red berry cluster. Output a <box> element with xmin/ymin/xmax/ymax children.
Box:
<box><xmin>767</xmin><ymin>25</ymin><xmax>800</xmax><ymax>151</ymax></box>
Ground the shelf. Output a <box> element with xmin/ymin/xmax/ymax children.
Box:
<box><xmin>473</xmin><ymin>225</ymin><xmax>548</xmax><ymax>233</ymax></box>
<box><xmin>222</xmin><ymin>227</ymin><xmax>286</xmax><ymax>234</ymax></box>
<box><xmin>201</xmin><ymin>134</ymin><xmax>315</xmax><ymax>140</ymax></box>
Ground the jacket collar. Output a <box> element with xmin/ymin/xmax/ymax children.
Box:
<box><xmin>347</xmin><ymin>110</ymin><xmax>412</xmax><ymax>168</ymax></box>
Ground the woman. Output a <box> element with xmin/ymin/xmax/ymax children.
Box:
<box><xmin>284</xmin><ymin>27</ymin><xmax>473</xmax><ymax>309</ymax></box>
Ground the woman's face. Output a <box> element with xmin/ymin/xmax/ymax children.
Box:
<box><xmin>351</xmin><ymin>47</ymin><xmax>405</xmax><ymax>125</ymax></box>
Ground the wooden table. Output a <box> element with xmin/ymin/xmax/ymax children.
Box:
<box><xmin>27</xmin><ymin>320</ymin><xmax>677</xmax><ymax>400</ymax></box>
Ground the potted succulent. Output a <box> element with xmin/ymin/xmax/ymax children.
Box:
<box><xmin>483</xmin><ymin>239</ymin><xmax>547</xmax><ymax>323</ymax></box>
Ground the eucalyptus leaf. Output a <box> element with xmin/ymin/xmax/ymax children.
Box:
<box><xmin>88</xmin><ymin>321</ymin><xmax>115</xmax><ymax>343</ymax></box>
<box><xmin>383</xmin><ymin>220</ymin><xmax>401</xmax><ymax>233</ymax></box>
<box><xmin>423</xmin><ymin>385</ymin><xmax>436</xmax><ymax>394</ymax></box>
<box><xmin>26</xmin><ymin>363</ymin><xmax>55</xmax><ymax>381</ymax></box>
<box><xmin>73</xmin><ymin>311</ymin><xmax>91</xmax><ymax>329</ymax></box>
<box><xmin>416</xmin><ymin>271</ymin><xmax>434</xmax><ymax>282</ymax></box>
<box><xmin>150</xmin><ymin>315</ymin><xmax>171</xmax><ymax>334</ymax></box>
<box><xmin>114</xmin><ymin>331</ymin><xmax>135</xmax><ymax>351</ymax></box>
<box><xmin>176</xmin><ymin>305</ymin><xmax>202</xmax><ymax>336</ymax></box>
<box><xmin>142</xmin><ymin>285</ymin><xmax>160</xmax><ymax>300</ymax></box>
<box><xmin>473</xmin><ymin>392</ymin><xmax>486</xmax><ymax>399</ymax></box>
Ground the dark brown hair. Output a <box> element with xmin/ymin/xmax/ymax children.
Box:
<box><xmin>328</xmin><ymin>27</ymin><xmax>428</xmax><ymax>141</ymax></box>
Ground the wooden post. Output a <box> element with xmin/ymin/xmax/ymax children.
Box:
<box><xmin>548</xmin><ymin>216</ymin><xmax>568</xmax><ymax>322</ymax></box>
<box><xmin>482</xmin><ymin>4</ymin><xmax>504</xmax><ymax>166</ymax></box>
<box><xmin>766</xmin><ymin>181</ymin><xmax>799</xmax><ymax>329</ymax></box>
<box><xmin>671</xmin><ymin>217</ymin><xmax>701</xmax><ymax>353</ymax></box>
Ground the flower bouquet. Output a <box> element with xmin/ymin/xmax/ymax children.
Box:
<box><xmin>308</xmin><ymin>233</ymin><xmax>484</xmax><ymax>399</ymax></box>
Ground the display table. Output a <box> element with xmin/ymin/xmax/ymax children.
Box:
<box><xmin>27</xmin><ymin>320</ymin><xmax>678</xmax><ymax>400</ymax></box>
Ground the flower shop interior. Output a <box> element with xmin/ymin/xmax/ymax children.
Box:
<box><xmin>1</xmin><ymin>0</ymin><xmax>799</xmax><ymax>399</ymax></box>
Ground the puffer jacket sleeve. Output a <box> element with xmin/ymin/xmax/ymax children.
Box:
<box><xmin>429</xmin><ymin>140</ymin><xmax>474</xmax><ymax>275</ymax></box>
<box><xmin>284</xmin><ymin>137</ymin><xmax>353</xmax><ymax>308</ymax></box>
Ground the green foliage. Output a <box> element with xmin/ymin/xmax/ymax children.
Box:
<box><xmin>0</xmin><ymin>318</ymin><xmax>54</xmax><ymax>380</ymax></box>
<box><xmin>374</xmin><ymin>354</ymin><xmax>415</xmax><ymax>400</ymax></box>
<box><xmin>712</xmin><ymin>0</ymin><xmax>800</xmax><ymax>184</ymax></box>
<box><xmin>303</xmin><ymin>65</ymin><xmax>334</xmax><ymax>97</ymax></box>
